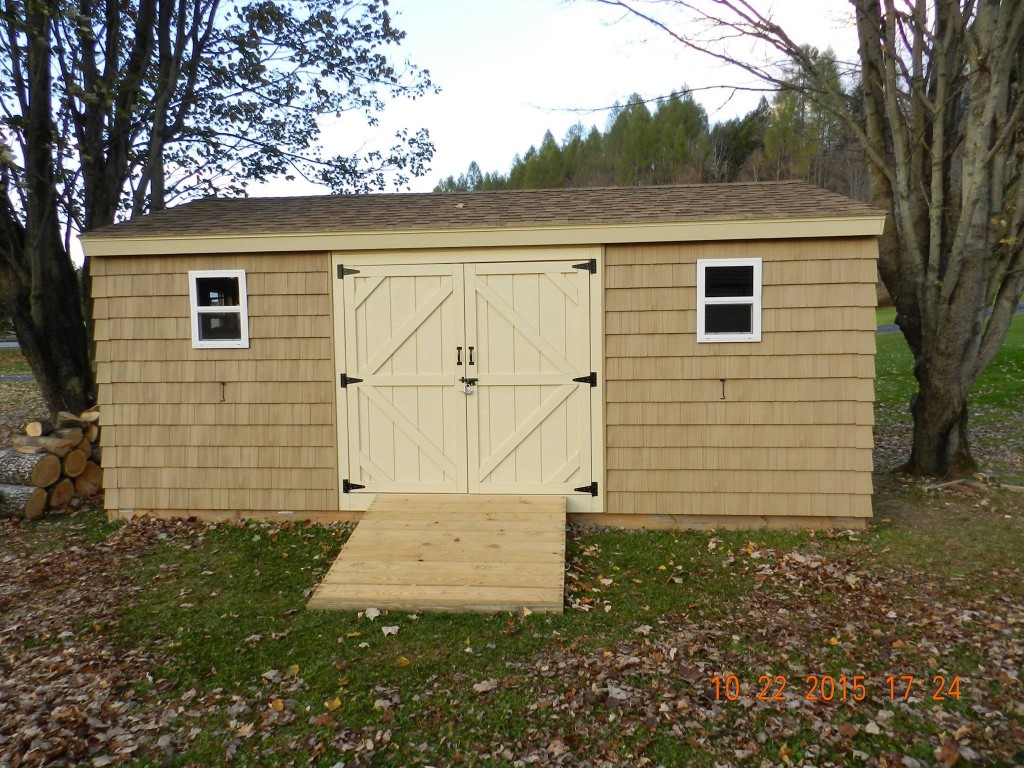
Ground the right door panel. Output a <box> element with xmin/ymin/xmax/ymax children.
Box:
<box><xmin>465</xmin><ymin>262</ymin><xmax>593</xmax><ymax>494</ymax></box>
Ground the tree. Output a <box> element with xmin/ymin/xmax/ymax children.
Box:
<box><xmin>597</xmin><ymin>0</ymin><xmax>1024</xmax><ymax>478</ymax></box>
<box><xmin>651</xmin><ymin>91</ymin><xmax>709</xmax><ymax>183</ymax></box>
<box><xmin>1</xmin><ymin>0</ymin><xmax>436</xmax><ymax>413</ymax></box>
<box><xmin>706</xmin><ymin>97</ymin><xmax>770</xmax><ymax>181</ymax></box>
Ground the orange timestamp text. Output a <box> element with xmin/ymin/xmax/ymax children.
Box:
<box><xmin>711</xmin><ymin>674</ymin><xmax>963</xmax><ymax>703</ymax></box>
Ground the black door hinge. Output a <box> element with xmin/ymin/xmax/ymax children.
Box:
<box><xmin>339</xmin><ymin>373</ymin><xmax>363</xmax><ymax>388</ymax></box>
<box><xmin>572</xmin><ymin>371</ymin><xmax>597</xmax><ymax>387</ymax></box>
<box><xmin>572</xmin><ymin>259</ymin><xmax>596</xmax><ymax>274</ymax></box>
<box><xmin>337</xmin><ymin>264</ymin><xmax>360</xmax><ymax>279</ymax></box>
<box><xmin>574</xmin><ymin>482</ymin><xmax>598</xmax><ymax>496</ymax></box>
<box><xmin>342</xmin><ymin>479</ymin><xmax>365</xmax><ymax>493</ymax></box>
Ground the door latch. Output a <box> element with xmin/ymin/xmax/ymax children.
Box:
<box><xmin>459</xmin><ymin>376</ymin><xmax>478</xmax><ymax>395</ymax></box>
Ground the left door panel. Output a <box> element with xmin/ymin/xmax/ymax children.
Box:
<box><xmin>341</xmin><ymin>265</ymin><xmax>467</xmax><ymax>493</ymax></box>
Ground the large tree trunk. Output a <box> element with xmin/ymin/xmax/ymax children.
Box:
<box><xmin>906</xmin><ymin>377</ymin><xmax>976</xmax><ymax>477</ymax></box>
<box><xmin>0</xmin><ymin>0</ymin><xmax>95</xmax><ymax>415</ymax></box>
<box><xmin>1</xmin><ymin>250</ymin><xmax>94</xmax><ymax>415</ymax></box>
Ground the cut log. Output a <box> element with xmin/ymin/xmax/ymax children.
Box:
<box><xmin>57</xmin><ymin>411</ymin><xmax>87</xmax><ymax>429</ymax></box>
<box><xmin>74</xmin><ymin>435</ymin><xmax>91</xmax><ymax>453</ymax></box>
<box><xmin>11</xmin><ymin>435</ymin><xmax>75</xmax><ymax>458</ymax></box>
<box><xmin>74</xmin><ymin>462</ymin><xmax>103</xmax><ymax>496</ymax></box>
<box><xmin>80</xmin><ymin>406</ymin><xmax>101</xmax><ymax>424</ymax></box>
<box><xmin>0</xmin><ymin>450</ymin><xmax>62</xmax><ymax>487</ymax></box>
<box><xmin>47</xmin><ymin>478</ymin><xmax>75</xmax><ymax>509</ymax></box>
<box><xmin>84</xmin><ymin>424</ymin><xmax>100</xmax><ymax>444</ymax></box>
<box><xmin>25</xmin><ymin>419</ymin><xmax>54</xmax><ymax>437</ymax></box>
<box><xmin>53</xmin><ymin>427</ymin><xmax>84</xmax><ymax>444</ymax></box>
<box><xmin>13</xmin><ymin>445</ymin><xmax>45</xmax><ymax>456</ymax></box>
<box><xmin>63</xmin><ymin>450</ymin><xmax>88</xmax><ymax>478</ymax></box>
<box><xmin>0</xmin><ymin>483</ymin><xmax>48</xmax><ymax>520</ymax></box>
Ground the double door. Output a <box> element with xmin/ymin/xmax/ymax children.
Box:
<box><xmin>339</xmin><ymin>260</ymin><xmax>594</xmax><ymax>495</ymax></box>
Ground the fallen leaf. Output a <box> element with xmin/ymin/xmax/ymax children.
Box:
<box><xmin>838</xmin><ymin>722</ymin><xmax>858</xmax><ymax>738</ymax></box>
<box><xmin>324</xmin><ymin>697</ymin><xmax>341</xmax><ymax>712</ymax></box>
<box><xmin>633</xmin><ymin>625</ymin><xmax>652</xmax><ymax>636</ymax></box>
<box><xmin>363</xmin><ymin>607</ymin><xmax>381</xmax><ymax>620</ymax></box>
<box><xmin>382</xmin><ymin>625</ymin><xmax>399</xmax><ymax>636</ymax></box>
<box><xmin>396</xmin><ymin>656</ymin><xmax>411</xmax><ymax>667</ymax></box>
<box><xmin>286</xmin><ymin>663</ymin><xmax>300</xmax><ymax>677</ymax></box>
<box><xmin>935</xmin><ymin>741</ymin><xmax>961</xmax><ymax>767</ymax></box>
<box><xmin>473</xmin><ymin>679</ymin><xmax>498</xmax><ymax>693</ymax></box>
<box><xmin>269</xmin><ymin>698</ymin><xmax>284</xmax><ymax>712</ymax></box>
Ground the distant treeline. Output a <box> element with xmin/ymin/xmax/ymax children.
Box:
<box><xmin>436</xmin><ymin>51</ymin><xmax>869</xmax><ymax>200</ymax></box>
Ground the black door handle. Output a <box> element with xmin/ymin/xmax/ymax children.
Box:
<box><xmin>456</xmin><ymin>346</ymin><xmax>462</xmax><ymax>365</ymax></box>
<box><xmin>468</xmin><ymin>346</ymin><xmax>475</xmax><ymax>365</ymax></box>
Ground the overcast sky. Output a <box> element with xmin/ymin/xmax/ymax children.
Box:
<box><xmin>266</xmin><ymin>0</ymin><xmax>861</xmax><ymax>195</ymax></box>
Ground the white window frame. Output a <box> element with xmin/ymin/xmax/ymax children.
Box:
<box><xmin>188</xmin><ymin>269</ymin><xmax>250</xmax><ymax>349</ymax></box>
<box><xmin>696</xmin><ymin>258</ymin><xmax>762</xmax><ymax>343</ymax></box>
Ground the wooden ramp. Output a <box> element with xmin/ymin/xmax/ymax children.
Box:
<box><xmin>307</xmin><ymin>495</ymin><xmax>566</xmax><ymax>614</ymax></box>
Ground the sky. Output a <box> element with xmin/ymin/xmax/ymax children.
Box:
<box><xmin>266</xmin><ymin>0</ymin><xmax>862</xmax><ymax>196</ymax></box>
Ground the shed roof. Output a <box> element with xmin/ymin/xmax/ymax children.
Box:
<box><xmin>81</xmin><ymin>181</ymin><xmax>886</xmax><ymax>256</ymax></box>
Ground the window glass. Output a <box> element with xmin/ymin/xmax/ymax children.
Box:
<box><xmin>704</xmin><ymin>266</ymin><xmax>754</xmax><ymax>298</ymax></box>
<box><xmin>196</xmin><ymin>277</ymin><xmax>240</xmax><ymax>307</ymax></box>
<box><xmin>199</xmin><ymin>312</ymin><xmax>242</xmax><ymax>341</ymax></box>
<box><xmin>705</xmin><ymin>304</ymin><xmax>752</xmax><ymax>334</ymax></box>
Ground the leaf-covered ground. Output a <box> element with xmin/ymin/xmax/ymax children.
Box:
<box><xmin>1</xmin><ymin>480</ymin><xmax>1022</xmax><ymax>767</ymax></box>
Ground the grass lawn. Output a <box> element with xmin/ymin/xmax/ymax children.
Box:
<box><xmin>0</xmin><ymin>349</ymin><xmax>32</xmax><ymax>376</ymax></box>
<box><xmin>875</xmin><ymin>305</ymin><xmax>897</xmax><ymax>328</ymax></box>
<box><xmin>1</xmin><ymin>321</ymin><xmax>1022</xmax><ymax>766</ymax></box>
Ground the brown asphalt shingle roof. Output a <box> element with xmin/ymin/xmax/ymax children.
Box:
<box><xmin>84</xmin><ymin>181</ymin><xmax>882</xmax><ymax>239</ymax></box>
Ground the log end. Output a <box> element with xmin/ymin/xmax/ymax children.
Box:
<box><xmin>24</xmin><ymin>488</ymin><xmax>48</xmax><ymax>520</ymax></box>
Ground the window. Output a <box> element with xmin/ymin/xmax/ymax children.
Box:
<box><xmin>697</xmin><ymin>258</ymin><xmax>762</xmax><ymax>342</ymax></box>
<box><xmin>188</xmin><ymin>269</ymin><xmax>249</xmax><ymax>348</ymax></box>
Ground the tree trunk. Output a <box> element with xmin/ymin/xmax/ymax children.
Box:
<box><xmin>0</xmin><ymin>483</ymin><xmax>48</xmax><ymax>520</ymax></box>
<box><xmin>0</xmin><ymin>0</ymin><xmax>95</xmax><ymax>416</ymax></box>
<box><xmin>0</xmin><ymin>450</ymin><xmax>62</xmax><ymax>487</ymax></box>
<box><xmin>47</xmin><ymin>477</ymin><xmax>75</xmax><ymax>509</ymax></box>
<box><xmin>74</xmin><ymin>462</ymin><xmax>104</xmax><ymax>496</ymax></box>
<box><xmin>25</xmin><ymin>419</ymin><xmax>54</xmax><ymax>437</ymax></box>
<box><xmin>63</xmin><ymin>449</ymin><xmax>88</xmax><ymax>478</ymax></box>
<box><xmin>905</xmin><ymin>372</ymin><xmax>977</xmax><ymax>478</ymax></box>
<box><xmin>11</xmin><ymin>435</ymin><xmax>75</xmax><ymax>458</ymax></box>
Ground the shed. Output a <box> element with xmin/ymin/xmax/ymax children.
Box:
<box><xmin>82</xmin><ymin>181</ymin><xmax>885</xmax><ymax>531</ymax></box>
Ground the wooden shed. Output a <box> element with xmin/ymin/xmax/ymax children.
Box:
<box><xmin>82</xmin><ymin>181</ymin><xmax>885</xmax><ymax>531</ymax></box>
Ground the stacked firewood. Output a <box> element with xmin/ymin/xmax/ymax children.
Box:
<box><xmin>0</xmin><ymin>409</ymin><xmax>104</xmax><ymax>520</ymax></box>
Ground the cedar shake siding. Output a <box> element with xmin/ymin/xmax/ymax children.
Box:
<box><xmin>93</xmin><ymin>253</ymin><xmax>337</xmax><ymax>512</ymax></box>
<box><xmin>604</xmin><ymin>238</ymin><xmax>876</xmax><ymax>519</ymax></box>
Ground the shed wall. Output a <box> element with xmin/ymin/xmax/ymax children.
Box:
<box><xmin>604</xmin><ymin>238</ymin><xmax>876</xmax><ymax>520</ymax></box>
<box><xmin>93</xmin><ymin>253</ymin><xmax>337</xmax><ymax>512</ymax></box>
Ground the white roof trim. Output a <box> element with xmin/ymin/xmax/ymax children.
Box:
<box><xmin>81</xmin><ymin>215</ymin><xmax>886</xmax><ymax>257</ymax></box>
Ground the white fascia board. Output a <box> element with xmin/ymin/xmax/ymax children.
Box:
<box><xmin>80</xmin><ymin>215</ymin><xmax>887</xmax><ymax>257</ymax></box>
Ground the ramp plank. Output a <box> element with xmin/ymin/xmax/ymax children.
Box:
<box><xmin>308</xmin><ymin>495</ymin><xmax>566</xmax><ymax>613</ymax></box>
